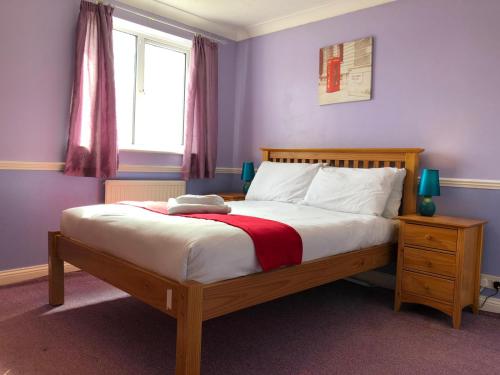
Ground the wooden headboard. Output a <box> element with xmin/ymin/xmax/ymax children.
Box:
<box><xmin>261</xmin><ymin>148</ymin><xmax>424</xmax><ymax>215</ymax></box>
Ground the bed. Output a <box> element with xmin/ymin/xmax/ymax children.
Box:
<box><xmin>48</xmin><ymin>148</ymin><xmax>423</xmax><ymax>375</ymax></box>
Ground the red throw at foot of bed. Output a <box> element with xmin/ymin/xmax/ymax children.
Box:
<box><xmin>120</xmin><ymin>201</ymin><xmax>303</xmax><ymax>271</ymax></box>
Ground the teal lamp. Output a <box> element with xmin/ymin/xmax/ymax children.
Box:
<box><xmin>241</xmin><ymin>161</ymin><xmax>255</xmax><ymax>193</ymax></box>
<box><xmin>419</xmin><ymin>169</ymin><xmax>440</xmax><ymax>216</ymax></box>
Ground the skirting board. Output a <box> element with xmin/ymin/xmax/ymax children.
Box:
<box><xmin>0</xmin><ymin>263</ymin><xmax>79</xmax><ymax>287</ymax></box>
<box><xmin>478</xmin><ymin>295</ymin><xmax>500</xmax><ymax>314</ymax></box>
<box><xmin>349</xmin><ymin>270</ymin><xmax>500</xmax><ymax>314</ymax></box>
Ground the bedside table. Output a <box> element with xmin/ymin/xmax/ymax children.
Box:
<box><xmin>216</xmin><ymin>192</ymin><xmax>246</xmax><ymax>201</ymax></box>
<box><xmin>395</xmin><ymin>214</ymin><xmax>486</xmax><ymax>329</ymax></box>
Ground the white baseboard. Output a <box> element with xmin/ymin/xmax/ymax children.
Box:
<box><xmin>349</xmin><ymin>270</ymin><xmax>500</xmax><ymax>314</ymax></box>
<box><xmin>479</xmin><ymin>295</ymin><xmax>500</xmax><ymax>314</ymax></box>
<box><xmin>0</xmin><ymin>263</ymin><xmax>79</xmax><ymax>287</ymax></box>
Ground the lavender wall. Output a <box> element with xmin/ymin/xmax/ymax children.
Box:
<box><xmin>1</xmin><ymin>0</ymin><xmax>499</xmax><ymax>277</ymax></box>
<box><xmin>0</xmin><ymin>0</ymin><xmax>237</xmax><ymax>166</ymax></box>
<box><xmin>231</xmin><ymin>0</ymin><xmax>500</xmax><ymax>274</ymax></box>
<box><xmin>0</xmin><ymin>170</ymin><xmax>238</xmax><ymax>270</ymax></box>
<box><xmin>232</xmin><ymin>0</ymin><xmax>500</xmax><ymax>179</ymax></box>
<box><xmin>437</xmin><ymin>187</ymin><xmax>499</xmax><ymax>275</ymax></box>
<box><xmin>0</xmin><ymin>0</ymin><xmax>239</xmax><ymax>271</ymax></box>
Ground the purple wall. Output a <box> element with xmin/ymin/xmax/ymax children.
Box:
<box><xmin>437</xmin><ymin>188</ymin><xmax>499</xmax><ymax>275</ymax></box>
<box><xmin>0</xmin><ymin>0</ymin><xmax>239</xmax><ymax>271</ymax></box>
<box><xmin>0</xmin><ymin>172</ymin><xmax>101</xmax><ymax>270</ymax></box>
<box><xmin>1</xmin><ymin>0</ymin><xmax>499</xmax><ymax>277</ymax></box>
<box><xmin>232</xmin><ymin>0</ymin><xmax>500</xmax><ymax>179</ymax></box>
<box><xmin>0</xmin><ymin>170</ymin><xmax>238</xmax><ymax>270</ymax></box>
<box><xmin>0</xmin><ymin>0</ymin><xmax>75</xmax><ymax>162</ymax></box>
<box><xmin>0</xmin><ymin>0</ymin><xmax>237</xmax><ymax>167</ymax></box>
<box><xmin>231</xmin><ymin>0</ymin><xmax>500</xmax><ymax>274</ymax></box>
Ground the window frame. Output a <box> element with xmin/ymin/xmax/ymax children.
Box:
<box><xmin>113</xmin><ymin>19</ymin><xmax>191</xmax><ymax>155</ymax></box>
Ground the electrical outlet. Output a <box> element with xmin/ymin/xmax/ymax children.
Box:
<box><xmin>481</xmin><ymin>274</ymin><xmax>500</xmax><ymax>289</ymax></box>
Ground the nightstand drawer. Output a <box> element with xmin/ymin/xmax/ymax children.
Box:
<box><xmin>402</xmin><ymin>270</ymin><xmax>454</xmax><ymax>303</ymax></box>
<box><xmin>404</xmin><ymin>223</ymin><xmax>457</xmax><ymax>251</ymax></box>
<box><xmin>403</xmin><ymin>247</ymin><xmax>456</xmax><ymax>278</ymax></box>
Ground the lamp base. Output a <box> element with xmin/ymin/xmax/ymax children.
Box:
<box><xmin>242</xmin><ymin>181</ymin><xmax>251</xmax><ymax>194</ymax></box>
<box><xmin>419</xmin><ymin>196</ymin><xmax>436</xmax><ymax>217</ymax></box>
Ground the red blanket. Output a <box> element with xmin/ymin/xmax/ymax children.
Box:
<box><xmin>120</xmin><ymin>201</ymin><xmax>303</xmax><ymax>271</ymax></box>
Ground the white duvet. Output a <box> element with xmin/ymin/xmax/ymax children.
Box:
<box><xmin>61</xmin><ymin>201</ymin><xmax>397</xmax><ymax>284</ymax></box>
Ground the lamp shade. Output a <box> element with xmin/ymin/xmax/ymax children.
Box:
<box><xmin>241</xmin><ymin>161</ymin><xmax>255</xmax><ymax>182</ymax></box>
<box><xmin>419</xmin><ymin>169</ymin><xmax>440</xmax><ymax>196</ymax></box>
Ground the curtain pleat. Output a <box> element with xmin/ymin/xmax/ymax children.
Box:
<box><xmin>64</xmin><ymin>1</ymin><xmax>117</xmax><ymax>178</ymax></box>
<box><xmin>182</xmin><ymin>35</ymin><xmax>219</xmax><ymax>180</ymax></box>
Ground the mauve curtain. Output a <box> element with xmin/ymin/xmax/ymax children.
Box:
<box><xmin>64</xmin><ymin>1</ymin><xmax>117</xmax><ymax>178</ymax></box>
<box><xmin>182</xmin><ymin>35</ymin><xmax>218</xmax><ymax>180</ymax></box>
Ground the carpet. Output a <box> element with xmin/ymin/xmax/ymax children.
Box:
<box><xmin>1</xmin><ymin>272</ymin><xmax>499</xmax><ymax>374</ymax></box>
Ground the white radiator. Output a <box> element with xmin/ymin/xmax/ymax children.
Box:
<box><xmin>104</xmin><ymin>180</ymin><xmax>186</xmax><ymax>204</ymax></box>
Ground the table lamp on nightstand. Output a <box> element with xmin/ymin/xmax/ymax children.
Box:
<box><xmin>418</xmin><ymin>169</ymin><xmax>440</xmax><ymax>216</ymax></box>
<box><xmin>241</xmin><ymin>161</ymin><xmax>255</xmax><ymax>193</ymax></box>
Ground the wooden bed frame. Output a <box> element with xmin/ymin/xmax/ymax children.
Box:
<box><xmin>48</xmin><ymin>148</ymin><xmax>423</xmax><ymax>375</ymax></box>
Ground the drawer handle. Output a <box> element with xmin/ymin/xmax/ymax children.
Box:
<box><xmin>426</xmin><ymin>261</ymin><xmax>433</xmax><ymax>268</ymax></box>
<box><xmin>424</xmin><ymin>234</ymin><xmax>433</xmax><ymax>240</ymax></box>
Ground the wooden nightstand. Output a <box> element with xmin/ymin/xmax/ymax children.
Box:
<box><xmin>395</xmin><ymin>214</ymin><xmax>486</xmax><ymax>328</ymax></box>
<box><xmin>216</xmin><ymin>192</ymin><xmax>246</xmax><ymax>201</ymax></box>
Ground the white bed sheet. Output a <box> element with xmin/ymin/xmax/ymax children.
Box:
<box><xmin>61</xmin><ymin>201</ymin><xmax>397</xmax><ymax>284</ymax></box>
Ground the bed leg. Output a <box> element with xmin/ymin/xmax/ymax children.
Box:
<box><xmin>176</xmin><ymin>281</ymin><xmax>203</xmax><ymax>375</ymax></box>
<box><xmin>48</xmin><ymin>231</ymin><xmax>64</xmax><ymax>306</ymax></box>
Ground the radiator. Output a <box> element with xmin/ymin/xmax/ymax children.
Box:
<box><xmin>104</xmin><ymin>180</ymin><xmax>186</xmax><ymax>204</ymax></box>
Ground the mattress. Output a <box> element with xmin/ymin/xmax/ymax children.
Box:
<box><xmin>61</xmin><ymin>201</ymin><xmax>397</xmax><ymax>284</ymax></box>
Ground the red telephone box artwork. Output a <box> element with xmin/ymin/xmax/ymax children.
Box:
<box><xmin>327</xmin><ymin>57</ymin><xmax>341</xmax><ymax>93</ymax></box>
<box><xmin>319</xmin><ymin>37</ymin><xmax>372</xmax><ymax>105</ymax></box>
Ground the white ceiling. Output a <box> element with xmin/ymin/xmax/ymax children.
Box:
<box><xmin>117</xmin><ymin>0</ymin><xmax>395</xmax><ymax>41</ymax></box>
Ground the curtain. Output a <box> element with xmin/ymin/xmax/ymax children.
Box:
<box><xmin>182</xmin><ymin>35</ymin><xmax>219</xmax><ymax>180</ymax></box>
<box><xmin>64</xmin><ymin>1</ymin><xmax>117</xmax><ymax>178</ymax></box>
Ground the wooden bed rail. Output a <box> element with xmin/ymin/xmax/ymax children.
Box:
<box><xmin>201</xmin><ymin>243</ymin><xmax>393</xmax><ymax>320</ymax></box>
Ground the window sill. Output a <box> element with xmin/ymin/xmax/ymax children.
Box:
<box><xmin>119</xmin><ymin>146</ymin><xmax>184</xmax><ymax>155</ymax></box>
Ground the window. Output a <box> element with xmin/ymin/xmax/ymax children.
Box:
<box><xmin>112</xmin><ymin>18</ymin><xmax>191</xmax><ymax>153</ymax></box>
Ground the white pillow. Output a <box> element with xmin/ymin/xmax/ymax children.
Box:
<box><xmin>302</xmin><ymin>167</ymin><xmax>396</xmax><ymax>216</ymax></box>
<box><xmin>246</xmin><ymin>161</ymin><xmax>321</xmax><ymax>203</ymax></box>
<box><xmin>382</xmin><ymin>168</ymin><xmax>407</xmax><ymax>218</ymax></box>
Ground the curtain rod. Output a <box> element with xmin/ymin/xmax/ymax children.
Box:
<box><xmin>95</xmin><ymin>0</ymin><xmax>227</xmax><ymax>44</ymax></box>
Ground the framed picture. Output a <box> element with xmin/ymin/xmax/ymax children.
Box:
<box><xmin>318</xmin><ymin>36</ymin><xmax>373</xmax><ymax>105</ymax></box>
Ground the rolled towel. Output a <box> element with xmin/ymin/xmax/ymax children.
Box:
<box><xmin>175</xmin><ymin>194</ymin><xmax>225</xmax><ymax>206</ymax></box>
<box><xmin>167</xmin><ymin>198</ymin><xmax>232</xmax><ymax>215</ymax></box>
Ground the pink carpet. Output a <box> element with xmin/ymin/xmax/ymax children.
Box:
<box><xmin>1</xmin><ymin>272</ymin><xmax>499</xmax><ymax>374</ymax></box>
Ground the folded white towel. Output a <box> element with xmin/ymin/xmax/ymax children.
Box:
<box><xmin>175</xmin><ymin>194</ymin><xmax>225</xmax><ymax>206</ymax></box>
<box><xmin>167</xmin><ymin>198</ymin><xmax>231</xmax><ymax>215</ymax></box>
